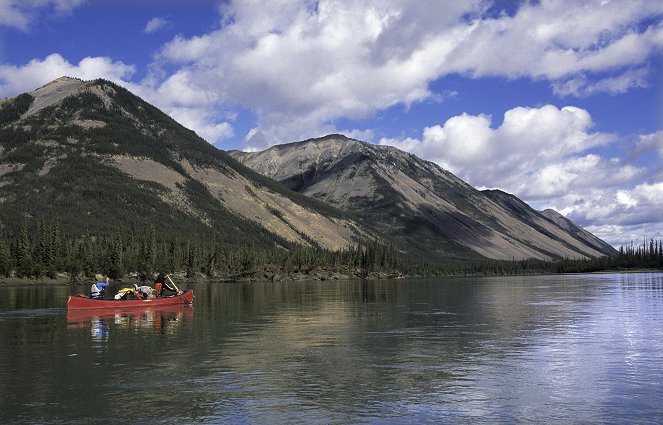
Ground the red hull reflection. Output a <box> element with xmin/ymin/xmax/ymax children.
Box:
<box><xmin>67</xmin><ymin>304</ymin><xmax>194</xmax><ymax>335</ymax></box>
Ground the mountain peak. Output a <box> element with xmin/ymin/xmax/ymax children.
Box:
<box><xmin>26</xmin><ymin>76</ymin><xmax>88</xmax><ymax>117</ymax></box>
<box><xmin>272</xmin><ymin>133</ymin><xmax>362</xmax><ymax>151</ymax></box>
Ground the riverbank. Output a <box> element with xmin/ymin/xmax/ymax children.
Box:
<box><xmin>0</xmin><ymin>276</ymin><xmax>71</xmax><ymax>286</ymax></box>
<box><xmin>0</xmin><ymin>266</ymin><xmax>407</xmax><ymax>287</ymax></box>
<box><xmin>1</xmin><ymin>267</ymin><xmax>660</xmax><ymax>287</ymax></box>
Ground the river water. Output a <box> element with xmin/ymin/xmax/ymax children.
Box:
<box><xmin>1</xmin><ymin>273</ymin><xmax>662</xmax><ymax>424</ymax></box>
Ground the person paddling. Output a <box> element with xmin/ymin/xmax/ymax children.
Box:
<box><xmin>154</xmin><ymin>273</ymin><xmax>180</xmax><ymax>297</ymax></box>
<box><xmin>91</xmin><ymin>275</ymin><xmax>109</xmax><ymax>299</ymax></box>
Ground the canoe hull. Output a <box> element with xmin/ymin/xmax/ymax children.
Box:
<box><xmin>67</xmin><ymin>289</ymin><xmax>194</xmax><ymax>310</ymax></box>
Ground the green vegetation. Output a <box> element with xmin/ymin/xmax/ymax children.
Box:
<box><xmin>0</xmin><ymin>93</ymin><xmax>34</xmax><ymax>126</ymax></box>
<box><xmin>0</xmin><ymin>216</ymin><xmax>412</xmax><ymax>279</ymax></box>
<box><xmin>0</xmin><ymin>215</ymin><xmax>659</xmax><ymax>281</ymax></box>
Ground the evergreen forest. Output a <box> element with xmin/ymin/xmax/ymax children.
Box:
<box><xmin>0</xmin><ymin>216</ymin><xmax>660</xmax><ymax>282</ymax></box>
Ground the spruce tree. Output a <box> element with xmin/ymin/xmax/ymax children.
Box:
<box><xmin>108</xmin><ymin>231</ymin><xmax>125</xmax><ymax>278</ymax></box>
<box><xmin>0</xmin><ymin>238</ymin><xmax>11</xmax><ymax>277</ymax></box>
<box><xmin>15</xmin><ymin>223</ymin><xmax>33</xmax><ymax>278</ymax></box>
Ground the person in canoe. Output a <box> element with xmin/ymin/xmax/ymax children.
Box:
<box><xmin>154</xmin><ymin>273</ymin><xmax>181</xmax><ymax>297</ymax></box>
<box><xmin>135</xmin><ymin>284</ymin><xmax>155</xmax><ymax>300</ymax></box>
<box><xmin>91</xmin><ymin>275</ymin><xmax>109</xmax><ymax>299</ymax></box>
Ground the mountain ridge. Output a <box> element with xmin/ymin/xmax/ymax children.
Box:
<box><xmin>232</xmin><ymin>134</ymin><xmax>617</xmax><ymax>261</ymax></box>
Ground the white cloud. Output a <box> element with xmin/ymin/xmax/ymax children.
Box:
<box><xmin>381</xmin><ymin>104</ymin><xmax>616</xmax><ymax>197</ymax></box>
<box><xmin>144</xmin><ymin>17</ymin><xmax>169</xmax><ymax>34</ymax></box>
<box><xmin>552</xmin><ymin>68</ymin><xmax>650</xmax><ymax>97</ymax></box>
<box><xmin>144</xmin><ymin>0</ymin><xmax>663</xmax><ymax>149</ymax></box>
<box><xmin>446</xmin><ymin>0</ymin><xmax>663</xmax><ymax>80</ymax></box>
<box><xmin>0</xmin><ymin>53</ymin><xmax>135</xmax><ymax>97</ymax></box>
<box><xmin>0</xmin><ymin>0</ymin><xmax>85</xmax><ymax>31</ymax></box>
<box><xmin>564</xmin><ymin>181</ymin><xmax>663</xmax><ymax>246</ymax></box>
<box><xmin>169</xmin><ymin>107</ymin><xmax>234</xmax><ymax>143</ymax></box>
<box><xmin>637</xmin><ymin>131</ymin><xmax>663</xmax><ymax>159</ymax></box>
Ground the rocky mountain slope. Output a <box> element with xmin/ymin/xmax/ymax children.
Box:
<box><xmin>231</xmin><ymin>135</ymin><xmax>617</xmax><ymax>261</ymax></box>
<box><xmin>0</xmin><ymin>77</ymin><xmax>361</xmax><ymax>250</ymax></box>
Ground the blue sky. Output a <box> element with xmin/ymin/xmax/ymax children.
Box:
<box><xmin>0</xmin><ymin>0</ymin><xmax>662</xmax><ymax>248</ymax></box>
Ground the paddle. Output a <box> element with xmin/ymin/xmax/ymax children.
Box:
<box><xmin>166</xmin><ymin>274</ymin><xmax>182</xmax><ymax>294</ymax></box>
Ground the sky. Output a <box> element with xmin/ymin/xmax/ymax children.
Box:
<box><xmin>0</xmin><ymin>0</ymin><xmax>662</xmax><ymax>248</ymax></box>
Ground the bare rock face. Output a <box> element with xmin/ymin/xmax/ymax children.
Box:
<box><xmin>232</xmin><ymin>135</ymin><xmax>617</xmax><ymax>261</ymax></box>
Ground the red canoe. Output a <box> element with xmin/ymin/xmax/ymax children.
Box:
<box><xmin>67</xmin><ymin>289</ymin><xmax>194</xmax><ymax>310</ymax></box>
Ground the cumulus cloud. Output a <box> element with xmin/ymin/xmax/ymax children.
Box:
<box><xmin>637</xmin><ymin>131</ymin><xmax>663</xmax><ymax>160</ymax></box>
<box><xmin>0</xmin><ymin>53</ymin><xmax>135</xmax><ymax>97</ymax></box>
<box><xmin>153</xmin><ymin>0</ymin><xmax>482</xmax><ymax>148</ymax></box>
<box><xmin>144</xmin><ymin>17</ymin><xmax>169</xmax><ymax>34</ymax></box>
<box><xmin>0</xmin><ymin>0</ymin><xmax>86</xmax><ymax>31</ymax></box>
<box><xmin>142</xmin><ymin>0</ymin><xmax>663</xmax><ymax>148</ymax></box>
<box><xmin>566</xmin><ymin>181</ymin><xmax>663</xmax><ymax>246</ymax></box>
<box><xmin>5</xmin><ymin>1</ymin><xmax>661</xmax><ymax>149</ymax></box>
<box><xmin>168</xmin><ymin>107</ymin><xmax>234</xmax><ymax>142</ymax></box>
<box><xmin>381</xmin><ymin>105</ymin><xmax>616</xmax><ymax>196</ymax></box>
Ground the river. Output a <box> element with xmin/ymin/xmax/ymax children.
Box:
<box><xmin>1</xmin><ymin>273</ymin><xmax>662</xmax><ymax>424</ymax></box>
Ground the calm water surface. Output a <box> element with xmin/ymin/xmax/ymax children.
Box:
<box><xmin>1</xmin><ymin>273</ymin><xmax>662</xmax><ymax>424</ymax></box>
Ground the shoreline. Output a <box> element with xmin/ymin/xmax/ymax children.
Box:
<box><xmin>1</xmin><ymin>268</ymin><xmax>661</xmax><ymax>287</ymax></box>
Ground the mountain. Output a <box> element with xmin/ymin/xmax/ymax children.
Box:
<box><xmin>0</xmin><ymin>77</ymin><xmax>616</xmax><ymax>269</ymax></box>
<box><xmin>0</xmin><ymin>77</ymin><xmax>361</xmax><ymax>250</ymax></box>
<box><xmin>231</xmin><ymin>135</ymin><xmax>618</xmax><ymax>261</ymax></box>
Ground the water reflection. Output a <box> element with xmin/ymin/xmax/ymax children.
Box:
<box><xmin>66</xmin><ymin>305</ymin><xmax>194</xmax><ymax>337</ymax></box>
<box><xmin>1</xmin><ymin>274</ymin><xmax>663</xmax><ymax>424</ymax></box>
<box><xmin>0</xmin><ymin>285</ymin><xmax>65</xmax><ymax>310</ymax></box>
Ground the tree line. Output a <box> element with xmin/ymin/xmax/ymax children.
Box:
<box><xmin>0</xmin><ymin>216</ymin><xmax>660</xmax><ymax>280</ymax></box>
<box><xmin>0</xmin><ymin>217</ymin><xmax>412</xmax><ymax>280</ymax></box>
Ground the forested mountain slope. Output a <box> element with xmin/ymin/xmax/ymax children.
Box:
<box><xmin>0</xmin><ymin>77</ymin><xmax>361</xmax><ymax>251</ymax></box>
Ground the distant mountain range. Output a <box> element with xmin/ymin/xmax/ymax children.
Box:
<box><xmin>0</xmin><ymin>77</ymin><xmax>616</xmax><ymax>265</ymax></box>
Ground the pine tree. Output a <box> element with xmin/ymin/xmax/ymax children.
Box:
<box><xmin>15</xmin><ymin>223</ymin><xmax>33</xmax><ymax>278</ymax></box>
<box><xmin>167</xmin><ymin>237</ymin><xmax>178</xmax><ymax>272</ymax></box>
<box><xmin>32</xmin><ymin>217</ymin><xmax>49</xmax><ymax>277</ymax></box>
<box><xmin>140</xmin><ymin>224</ymin><xmax>157</xmax><ymax>274</ymax></box>
<box><xmin>79</xmin><ymin>232</ymin><xmax>94</xmax><ymax>276</ymax></box>
<box><xmin>108</xmin><ymin>231</ymin><xmax>125</xmax><ymax>278</ymax></box>
<box><xmin>0</xmin><ymin>238</ymin><xmax>11</xmax><ymax>277</ymax></box>
<box><xmin>47</xmin><ymin>216</ymin><xmax>62</xmax><ymax>277</ymax></box>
